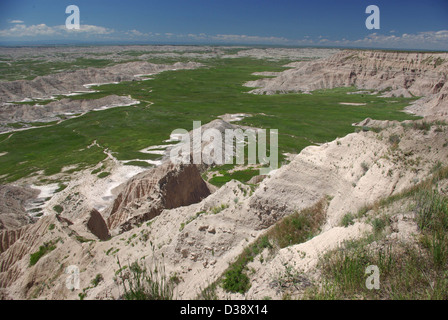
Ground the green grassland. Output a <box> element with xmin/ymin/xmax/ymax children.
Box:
<box><xmin>0</xmin><ymin>57</ymin><xmax>419</xmax><ymax>184</ymax></box>
<box><xmin>0</xmin><ymin>57</ymin><xmax>121</xmax><ymax>81</ymax></box>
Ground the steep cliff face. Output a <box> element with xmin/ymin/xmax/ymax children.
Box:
<box><xmin>245</xmin><ymin>50</ymin><xmax>448</xmax><ymax>118</ymax></box>
<box><xmin>104</xmin><ymin>162</ymin><xmax>211</xmax><ymax>233</ymax></box>
<box><xmin>0</xmin><ymin>227</ymin><xmax>29</xmax><ymax>254</ymax></box>
<box><xmin>86</xmin><ymin>209</ymin><xmax>110</xmax><ymax>241</ymax></box>
<box><xmin>0</xmin><ymin>215</ymin><xmax>57</xmax><ymax>289</ymax></box>
<box><xmin>0</xmin><ymin>213</ymin><xmax>84</xmax><ymax>298</ymax></box>
<box><xmin>0</xmin><ymin>185</ymin><xmax>38</xmax><ymax>231</ymax></box>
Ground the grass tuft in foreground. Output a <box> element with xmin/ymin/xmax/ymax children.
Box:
<box><xmin>115</xmin><ymin>256</ymin><xmax>175</xmax><ymax>300</ymax></box>
<box><xmin>305</xmin><ymin>166</ymin><xmax>448</xmax><ymax>300</ymax></box>
<box><xmin>269</xmin><ymin>198</ymin><xmax>328</xmax><ymax>249</ymax></box>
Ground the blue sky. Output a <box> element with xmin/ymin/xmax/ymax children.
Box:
<box><xmin>1</xmin><ymin>0</ymin><xmax>447</xmax><ymax>49</ymax></box>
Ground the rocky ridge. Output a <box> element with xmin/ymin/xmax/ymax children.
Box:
<box><xmin>0</xmin><ymin>61</ymin><xmax>202</xmax><ymax>103</ymax></box>
<box><xmin>0</xmin><ymin>185</ymin><xmax>38</xmax><ymax>231</ymax></box>
<box><xmin>245</xmin><ymin>50</ymin><xmax>448</xmax><ymax>118</ymax></box>
<box><xmin>0</xmin><ymin>95</ymin><xmax>139</xmax><ymax>132</ymax></box>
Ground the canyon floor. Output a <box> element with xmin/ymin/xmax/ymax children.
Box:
<box><xmin>0</xmin><ymin>46</ymin><xmax>447</xmax><ymax>300</ymax></box>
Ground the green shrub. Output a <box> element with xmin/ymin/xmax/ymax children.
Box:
<box><xmin>53</xmin><ymin>205</ymin><xmax>63</xmax><ymax>214</ymax></box>
<box><xmin>76</xmin><ymin>235</ymin><xmax>94</xmax><ymax>243</ymax></box>
<box><xmin>414</xmin><ymin>189</ymin><xmax>448</xmax><ymax>268</ymax></box>
<box><xmin>341</xmin><ymin>213</ymin><xmax>355</xmax><ymax>227</ymax></box>
<box><xmin>97</xmin><ymin>171</ymin><xmax>111</xmax><ymax>179</ymax></box>
<box><xmin>308</xmin><ymin>237</ymin><xmax>448</xmax><ymax>300</ymax></box>
<box><xmin>55</xmin><ymin>183</ymin><xmax>67</xmax><ymax>193</ymax></box>
<box><xmin>371</xmin><ymin>217</ymin><xmax>387</xmax><ymax>234</ymax></box>
<box><xmin>428</xmin><ymin>233</ymin><xmax>448</xmax><ymax>269</ymax></box>
<box><xmin>361</xmin><ymin>161</ymin><xmax>369</xmax><ymax>173</ymax></box>
<box><xmin>29</xmin><ymin>241</ymin><xmax>56</xmax><ymax>266</ymax></box>
<box><xmin>222</xmin><ymin>263</ymin><xmax>250</xmax><ymax>294</ymax></box>
<box><xmin>211</xmin><ymin>203</ymin><xmax>229</xmax><ymax>214</ymax></box>
<box><xmin>388</xmin><ymin>134</ymin><xmax>400</xmax><ymax>147</ymax></box>
<box><xmin>221</xmin><ymin>235</ymin><xmax>272</xmax><ymax>294</ymax></box>
<box><xmin>91</xmin><ymin>168</ymin><xmax>101</xmax><ymax>175</ymax></box>
<box><xmin>91</xmin><ymin>274</ymin><xmax>103</xmax><ymax>287</ymax></box>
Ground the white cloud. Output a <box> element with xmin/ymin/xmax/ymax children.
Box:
<box><xmin>127</xmin><ymin>29</ymin><xmax>145</xmax><ymax>37</ymax></box>
<box><xmin>121</xmin><ymin>30</ymin><xmax>448</xmax><ymax>50</ymax></box>
<box><xmin>1</xmin><ymin>23</ymin><xmax>447</xmax><ymax>50</ymax></box>
<box><xmin>349</xmin><ymin>30</ymin><xmax>448</xmax><ymax>50</ymax></box>
<box><xmin>74</xmin><ymin>24</ymin><xmax>113</xmax><ymax>34</ymax></box>
<box><xmin>210</xmin><ymin>34</ymin><xmax>290</xmax><ymax>44</ymax></box>
<box><xmin>0</xmin><ymin>23</ymin><xmax>114</xmax><ymax>38</ymax></box>
<box><xmin>0</xmin><ymin>23</ymin><xmax>57</xmax><ymax>37</ymax></box>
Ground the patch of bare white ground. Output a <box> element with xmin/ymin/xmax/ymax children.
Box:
<box><xmin>139</xmin><ymin>146</ymin><xmax>168</xmax><ymax>155</ymax></box>
<box><xmin>83</xmin><ymin>82</ymin><xmax>119</xmax><ymax>89</ymax></box>
<box><xmin>339</xmin><ymin>102</ymin><xmax>367</xmax><ymax>106</ymax></box>
<box><xmin>42</xmin><ymin>159</ymin><xmax>149</xmax><ymax>218</ymax></box>
<box><xmin>87</xmin><ymin>164</ymin><xmax>148</xmax><ymax>212</ymax></box>
<box><xmin>25</xmin><ymin>183</ymin><xmax>60</xmax><ymax>216</ymax></box>
<box><xmin>91</xmin><ymin>96</ymin><xmax>140</xmax><ymax>111</ymax></box>
<box><xmin>218</xmin><ymin>113</ymin><xmax>251</xmax><ymax>122</ymax></box>
<box><xmin>165</xmin><ymin>132</ymin><xmax>187</xmax><ymax>143</ymax></box>
<box><xmin>24</xmin><ymin>129</ymin><xmax>176</xmax><ymax>218</ymax></box>
<box><xmin>63</xmin><ymin>91</ymin><xmax>98</xmax><ymax>97</ymax></box>
<box><xmin>120</xmin><ymin>159</ymin><xmax>163</xmax><ymax>166</ymax></box>
<box><xmin>347</xmin><ymin>90</ymin><xmax>377</xmax><ymax>95</ymax></box>
<box><xmin>251</xmin><ymin>72</ymin><xmax>283</xmax><ymax>77</ymax></box>
<box><xmin>27</xmin><ymin>138</ymin><xmax>157</xmax><ymax>217</ymax></box>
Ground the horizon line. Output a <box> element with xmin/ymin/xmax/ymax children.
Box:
<box><xmin>0</xmin><ymin>41</ymin><xmax>447</xmax><ymax>53</ymax></box>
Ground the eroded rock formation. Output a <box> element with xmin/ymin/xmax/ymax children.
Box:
<box><xmin>0</xmin><ymin>95</ymin><xmax>138</xmax><ymax>127</ymax></box>
<box><xmin>245</xmin><ymin>50</ymin><xmax>448</xmax><ymax>118</ymax></box>
<box><xmin>0</xmin><ymin>61</ymin><xmax>202</xmax><ymax>103</ymax></box>
<box><xmin>104</xmin><ymin>162</ymin><xmax>211</xmax><ymax>233</ymax></box>
<box><xmin>0</xmin><ymin>185</ymin><xmax>38</xmax><ymax>230</ymax></box>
